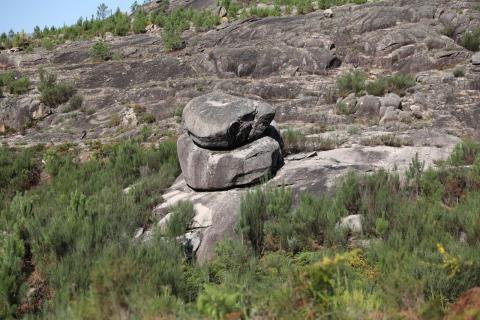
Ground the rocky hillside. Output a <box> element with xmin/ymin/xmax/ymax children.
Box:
<box><xmin>2</xmin><ymin>0</ymin><xmax>479</xmax><ymax>256</ymax></box>
<box><xmin>0</xmin><ymin>0</ymin><xmax>479</xmax><ymax>147</ymax></box>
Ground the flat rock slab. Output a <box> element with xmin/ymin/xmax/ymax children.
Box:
<box><xmin>183</xmin><ymin>91</ymin><xmax>275</xmax><ymax>149</ymax></box>
<box><xmin>177</xmin><ymin>133</ymin><xmax>283</xmax><ymax>190</ymax></box>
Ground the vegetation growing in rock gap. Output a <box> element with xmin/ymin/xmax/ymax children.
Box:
<box><xmin>453</xmin><ymin>66</ymin><xmax>465</xmax><ymax>78</ymax></box>
<box><xmin>337</xmin><ymin>70</ymin><xmax>367</xmax><ymax>97</ymax></box>
<box><xmin>89</xmin><ymin>41</ymin><xmax>112</xmax><ymax>61</ymax></box>
<box><xmin>281</xmin><ymin>128</ymin><xmax>340</xmax><ymax>154</ymax></box>
<box><xmin>461</xmin><ymin>27</ymin><xmax>480</xmax><ymax>52</ymax></box>
<box><xmin>38</xmin><ymin>69</ymin><xmax>76</xmax><ymax>107</ymax></box>
<box><xmin>361</xmin><ymin>134</ymin><xmax>413</xmax><ymax>147</ymax></box>
<box><xmin>337</xmin><ymin>70</ymin><xmax>416</xmax><ymax>97</ymax></box>
<box><xmin>0</xmin><ymin>71</ymin><xmax>31</xmax><ymax>96</ymax></box>
<box><xmin>63</xmin><ymin>95</ymin><xmax>84</xmax><ymax>113</ymax></box>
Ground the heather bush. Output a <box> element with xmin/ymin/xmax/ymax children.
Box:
<box><xmin>89</xmin><ymin>41</ymin><xmax>111</xmax><ymax>61</ymax></box>
<box><xmin>337</xmin><ymin>70</ymin><xmax>366</xmax><ymax>96</ymax></box>
<box><xmin>38</xmin><ymin>69</ymin><xmax>76</xmax><ymax>107</ymax></box>
<box><xmin>365</xmin><ymin>73</ymin><xmax>416</xmax><ymax>96</ymax></box>
<box><xmin>461</xmin><ymin>28</ymin><xmax>480</xmax><ymax>52</ymax></box>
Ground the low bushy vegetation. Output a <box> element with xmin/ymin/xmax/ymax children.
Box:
<box><xmin>316</xmin><ymin>0</ymin><xmax>366</xmax><ymax>9</ymax></box>
<box><xmin>337</xmin><ymin>70</ymin><xmax>416</xmax><ymax>97</ymax></box>
<box><xmin>365</xmin><ymin>73</ymin><xmax>416</xmax><ymax>96</ymax></box>
<box><xmin>461</xmin><ymin>28</ymin><xmax>480</xmax><ymax>52</ymax></box>
<box><xmin>63</xmin><ymin>94</ymin><xmax>83</xmax><ymax>113</ymax></box>
<box><xmin>0</xmin><ymin>139</ymin><xmax>180</xmax><ymax>318</ymax></box>
<box><xmin>89</xmin><ymin>41</ymin><xmax>111</xmax><ymax>61</ymax></box>
<box><xmin>1</xmin><ymin>139</ymin><xmax>480</xmax><ymax>318</ymax></box>
<box><xmin>337</xmin><ymin>70</ymin><xmax>367</xmax><ymax>97</ymax></box>
<box><xmin>159</xmin><ymin>8</ymin><xmax>220</xmax><ymax>51</ymax></box>
<box><xmin>453</xmin><ymin>66</ymin><xmax>465</xmax><ymax>78</ymax></box>
<box><xmin>0</xmin><ymin>71</ymin><xmax>31</xmax><ymax>96</ymax></box>
<box><xmin>361</xmin><ymin>134</ymin><xmax>413</xmax><ymax>147</ymax></box>
<box><xmin>38</xmin><ymin>69</ymin><xmax>76</xmax><ymax>107</ymax></box>
<box><xmin>282</xmin><ymin>128</ymin><xmax>339</xmax><ymax>154</ymax></box>
<box><xmin>336</xmin><ymin>100</ymin><xmax>356</xmax><ymax>115</ymax></box>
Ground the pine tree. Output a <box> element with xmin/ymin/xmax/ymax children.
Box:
<box><xmin>97</xmin><ymin>3</ymin><xmax>109</xmax><ymax>20</ymax></box>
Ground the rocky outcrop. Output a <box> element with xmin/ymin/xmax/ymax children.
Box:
<box><xmin>178</xmin><ymin>134</ymin><xmax>283</xmax><ymax>190</ymax></box>
<box><xmin>159</xmin><ymin>135</ymin><xmax>460</xmax><ymax>261</ymax></box>
<box><xmin>178</xmin><ymin>92</ymin><xmax>283</xmax><ymax>190</ymax></box>
<box><xmin>182</xmin><ymin>91</ymin><xmax>275</xmax><ymax>149</ymax></box>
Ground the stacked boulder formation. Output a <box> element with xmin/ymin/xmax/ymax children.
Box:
<box><xmin>178</xmin><ymin>91</ymin><xmax>283</xmax><ymax>190</ymax></box>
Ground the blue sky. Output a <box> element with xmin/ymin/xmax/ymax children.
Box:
<box><xmin>0</xmin><ymin>0</ymin><xmax>136</xmax><ymax>34</ymax></box>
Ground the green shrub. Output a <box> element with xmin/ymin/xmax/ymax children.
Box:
<box><xmin>8</xmin><ymin>77</ymin><xmax>30</xmax><ymax>95</ymax></box>
<box><xmin>0</xmin><ymin>71</ymin><xmax>15</xmax><ymax>88</ymax></box>
<box><xmin>133</xmin><ymin>10</ymin><xmax>148</xmax><ymax>34</ymax></box>
<box><xmin>0</xmin><ymin>146</ymin><xmax>40</xmax><ymax>199</ymax></box>
<box><xmin>461</xmin><ymin>28</ymin><xmax>480</xmax><ymax>52</ymax></box>
<box><xmin>108</xmin><ymin>114</ymin><xmax>122</xmax><ymax>127</ymax></box>
<box><xmin>140</xmin><ymin>112</ymin><xmax>156</xmax><ymax>124</ymax></box>
<box><xmin>385</xmin><ymin>73</ymin><xmax>416</xmax><ymax>95</ymax></box>
<box><xmin>89</xmin><ymin>41</ymin><xmax>111</xmax><ymax>61</ymax></box>
<box><xmin>296</xmin><ymin>0</ymin><xmax>314</xmax><ymax>14</ymax></box>
<box><xmin>165</xmin><ymin>201</ymin><xmax>196</xmax><ymax>238</ymax></box>
<box><xmin>192</xmin><ymin>10</ymin><xmax>220</xmax><ymax>31</ymax></box>
<box><xmin>248</xmin><ymin>4</ymin><xmax>281</xmax><ymax>17</ymax></box>
<box><xmin>63</xmin><ymin>94</ymin><xmax>83</xmax><ymax>113</ymax></box>
<box><xmin>366</xmin><ymin>73</ymin><xmax>416</xmax><ymax>96</ymax></box>
<box><xmin>453</xmin><ymin>67</ymin><xmax>465</xmax><ymax>78</ymax></box>
<box><xmin>317</xmin><ymin>0</ymin><xmax>367</xmax><ymax>9</ymax></box>
<box><xmin>0</xmin><ymin>72</ymin><xmax>30</xmax><ymax>95</ymax></box>
<box><xmin>38</xmin><ymin>69</ymin><xmax>75</xmax><ymax>107</ymax></box>
<box><xmin>0</xmin><ymin>232</ymin><xmax>25</xmax><ymax>319</ymax></box>
<box><xmin>219</xmin><ymin>0</ymin><xmax>241</xmax><ymax>18</ymax></box>
<box><xmin>365</xmin><ymin>78</ymin><xmax>387</xmax><ymax>96</ymax></box>
<box><xmin>162</xmin><ymin>9</ymin><xmax>194</xmax><ymax>51</ymax></box>
<box><xmin>337</xmin><ymin>70</ymin><xmax>366</xmax><ymax>97</ymax></box>
<box><xmin>336</xmin><ymin>101</ymin><xmax>356</xmax><ymax>115</ymax></box>
<box><xmin>448</xmin><ymin>140</ymin><xmax>480</xmax><ymax>166</ymax></box>
<box><xmin>108</xmin><ymin>9</ymin><xmax>131</xmax><ymax>36</ymax></box>
<box><xmin>41</xmin><ymin>38</ymin><xmax>56</xmax><ymax>50</ymax></box>
<box><xmin>174</xmin><ymin>104</ymin><xmax>184</xmax><ymax>123</ymax></box>
<box><xmin>112</xmin><ymin>52</ymin><xmax>123</xmax><ymax>60</ymax></box>
<box><xmin>362</xmin><ymin>134</ymin><xmax>412</xmax><ymax>147</ymax></box>
<box><xmin>162</xmin><ymin>16</ymin><xmax>185</xmax><ymax>51</ymax></box>
<box><xmin>441</xmin><ymin>24</ymin><xmax>456</xmax><ymax>38</ymax></box>
<box><xmin>237</xmin><ymin>186</ymin><xmax>271</xmax><ymax>255</ymax></box>
<box><xmin>197</xmin><ymin>285</ymin><xmax>240</xmax><ymax>320</ymax></box>
<box><xmin>282</xmin><ymin>129</ymin><xmax>339</xmax><ymax>154</ymax></box>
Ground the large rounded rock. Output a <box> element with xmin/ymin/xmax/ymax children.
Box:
<box><xmin>356</xmin><ymin>95</ymin><xmax>380</xmax><ymax>120</ymax></box>
<box><xmin>183</xmin><ymin>91</ymin><xmax>275</xmax><ymax>149</ymax></box>
<box><xmin>177</xmin><ymin>134</ymin><xmax>283</xmax><ymax>190</ymax></box>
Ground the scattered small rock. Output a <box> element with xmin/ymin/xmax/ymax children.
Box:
<box><xmin>323</xmin><ymin>8</ymin><xmax>333</xmax><ymax>18</ymax></box>
<box><xmin>336</xmin><ymin>214</ymin><xmax>363</xmax><ymax>234</ymax></box>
